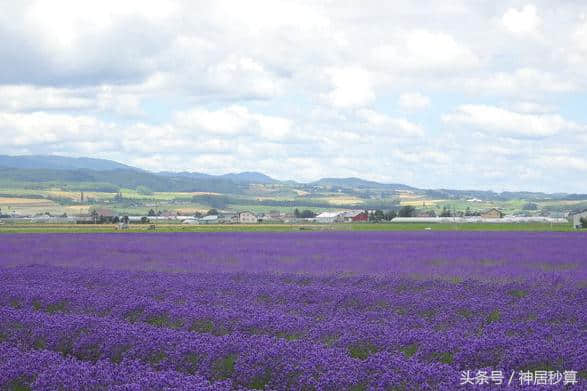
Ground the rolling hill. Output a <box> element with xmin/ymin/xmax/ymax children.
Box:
<box><xmin>0</xmin><ymin>155</ymin><xmax>585</xmax><ymax>202</ymax></box>
<box><xmin>0</xmin><ymin>155</ymin><xmax>137</xmax><ymax>171</ymax></box>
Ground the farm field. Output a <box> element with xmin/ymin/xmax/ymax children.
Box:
<box><xmin>0</xmin><ymin>232</ymin><xmax>585</xmax><ymax>390</ymax></box>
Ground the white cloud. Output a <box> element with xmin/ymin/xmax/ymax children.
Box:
<box><xmin>325</xmin><ymin>66</ymin><xmax>374</xmax><ymax>108</ymax></box>
<box><xmin>398</xmin><ymin>92</ymin><xmax>430</xmax><ymax>110</ymax></box>
<box><xmin>25</xmin><ymin>0</ymin><xmax>179</xmax><ymax>49</ymax></box>
<box><xmin>510</xmin><ymin>101</ymin><xmax>555</xmax><ymax>114</ymax></box>
<box><xmin>464</xmin><ymin>68</ymin><xmax>576</xmax><ymax>96</ymax></box>
<box><xmin>0</xmin><ymin>1</ymin><xmax>586</xmax><ymax>192</ymax></box>
<box><xmin>174</xmin><ymin>106</ymin><xmax>249</xmax><ymax>135</ymax></box>
<box><xmin>502</xmin><ymin>5</ymin><xmax>541</xmax><ymax>36</ymax></box>
<box><xmin>174</xmin><ymin>105</ymin><xmax>292</xmax><ymax>141</ymax></box>
<box><xmin>568</xmin><ymin>20</ymin><xmax>587</xmax><ymax>67</ymax></box>
<box><xmin>574</xmin><ymin>21</ymin><xmax>587</xmax><ymax>52</ymax></box>
<box><xmin>203</xmin><ymin>56</ymin><xmax>284</xmax><ymax>99</ymax></box>
<box><xmin>442</xmin><ymin>104</ymin><xmax>581</xmax><ymax>138</ymax></box>
<box><xmin>0</xmin><ymin>85</ymin><xmax>93</xmax><ymax>111</ymax></box>
<box><xmin>371</xmin><ymin>30</ymin><xmax>479</xmax><ymax>72</ymax></box>
<box><xmin>356</xmin><ymin>109</ymin><xmax>423</xmax><ymax>137</ymax></box>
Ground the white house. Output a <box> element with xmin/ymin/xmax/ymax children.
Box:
<box><xmin>238</xmin><ymin>211</ymin><xmax>258</xmax><ymax>224</ymax></box>
<box><xmin>571</xmin><ymin>211</ymin><xmax>587</xmax><ymax>229</ymax></box>
<box><xmin>315</xmin><ymin>211</ymin><xmax>344</xmax><ymax>224</ymax></box>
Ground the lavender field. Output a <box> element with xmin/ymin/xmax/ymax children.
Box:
<box><xmin>0</xmin><ymin>232</ymin><xmax>585</xmax><ymax>390</ymax></box>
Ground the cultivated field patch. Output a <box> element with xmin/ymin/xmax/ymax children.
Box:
<box><xmin>0</xmin><ymin>232</ymin><xmax>584</xmax><ymax>389</ymax></box>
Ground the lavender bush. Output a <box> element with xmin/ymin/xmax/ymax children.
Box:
<box><xmin>0</xmin><ymin>232</ymin><xmax>585</xmax><ymax>390</ymax></box>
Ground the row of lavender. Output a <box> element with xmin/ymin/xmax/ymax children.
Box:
<box><xmin>2</xmin><ymin>231</ymin><xmax>586</xmax><ymax>280</ymax></box>
<box><xmin>0</xmin><ymin>232</ymin><xmax>585</xmax><ymax>389</ymax></box>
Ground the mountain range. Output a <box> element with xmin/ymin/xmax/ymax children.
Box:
<box><xmin>0</xmin><ymin>154</ymin><xmax>584</xmax><ymax>201</ymax></box>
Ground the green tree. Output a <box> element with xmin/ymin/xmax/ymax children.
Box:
<box><xmin>136</xmin><ymin>185</ymin><xmax>153</xmax><ymax>196</ymax></box>
<box><xmin>300</xmin><ymin>209</ymin><xmax>316</xmax><ymax>218</ymax></box>
<box><xmin>206</xmin><ymin>209</ymin><xmax>219</xmax><ymax>216</ymax></box>
<box><xmin>522</xmin><ymin>202</ymin><xmax>538</xmax><ymax>211</ymax></box>
<box><xmin>294</xmin><ymin>208</ymin><xmax>301</xmax><ymax>218</ymax></box>
<box><xmin>148</xmin><ymin>209</ymin><xmax>156</xmax><ymax>216</ymax></box>
<box><xmin>370</xmin><ymin>209</ymin><xmax>384</xmax><ymax>222</ymax></box>
<box><xmin>440</xmin><ymin>206</ymin><xmax>452</xmax><ymax>217</ymax></box>
<box><xmin>581</xmin><ymin>217</ymin><xmax>587</xmax><ymax>229</ymax></box>
<box><xmin>398</xmin><ymin>205</ymin><xmax>416</xmax><ymax>217</ymax></box>
<box><xmin>384</xmin><ymin>210</ymin><xmax>397</xmax><ymax>221</ymax></box>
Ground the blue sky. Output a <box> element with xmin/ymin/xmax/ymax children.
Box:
<box><xmin>0</xmin><ymin>1</ymin><xmax>586</xmax><ymax>193</ymax></box>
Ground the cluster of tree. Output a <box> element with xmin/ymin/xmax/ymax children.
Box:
<box><xmin>294</xmin><ymin>209</ymin><xmax>316</xmax><ymax>218</ymax></box>
<box><xmin>368</xmin><ymin>210</ymin><xmax>397</xmax><ymax>222</ymax></box>
<box><xmin>192</xmin><ymin>195</ymin><xmax>230</xmax><ymax>209</ymax></box>
<box><xmin>439</xmin><ymin>206</ymin><xmax>453</xmax><ymax>217</ymax></box>
<box><xmin>522</xmin><ymin>202</ymin><xmax>539</xmax><ymax>211</ymax></box>
<box><xmin>464</xmin><ymin>207</ymin><xmax>481</xmax><ymax>216</ymax></box>
<box><xmin>437</xmin><ymin>206</ymin><xmax>484</xmax><ymax>217</ymax></box>
<box><xmin>398</xmin><ymin>205</ymin><xmax>416</xmax><ymax>217</ymax></box>
<box><xmin>147</xmin><ymin>209</ymin><xmax>174</xmax><ymax>217</ymax></box>
<box><xmin>136</xmin><ymin>185</ymin><xmax>153</xmax><ymax>196</ymax></box>
<box><xmin>581</xmin><ymin>217</ymin><xmax>587</xmax><ymax>229</ymax></box>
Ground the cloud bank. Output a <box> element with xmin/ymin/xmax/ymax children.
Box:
<box><xmin>0</xmin><ymin>0</ymin><xmax>586</xmax><ymax>192</ymax></box>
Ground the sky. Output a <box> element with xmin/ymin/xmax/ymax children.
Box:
<box><xmin>0</xmin><ymin>1</ymin><xmax>586</xmax><ymax>193</ymax></box>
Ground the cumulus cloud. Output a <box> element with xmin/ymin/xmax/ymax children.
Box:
<box><xmin>356</xmin><ymin>109</ymin><xmax>423</xmax><ymax>137</ymax></box>
<box><xmin>0</xmin><ymin>1</ymin><xmax>586</xmax><ymax>191</ymax></box>
<box><xmin>324</xmin><ymin>67</ymin><xmax>374</xmax><ymax>108</ymax></box>
<box><xmin>464</xmin><ymin>68</ymin><xmax>576</xmax><ymax>96</ymax></box>
<box><xmin>371</xmin><ymin>29</ymin><xmax>479</xmax><ymax>72</ymax></box>
<box><xmin>509</xmin><ymin>101</ymin><xmax>556</xmax><ymax>114</ymax></box>
<box><xmin>502</xmin><ymin>5</ymin><xmax>542</xmax><ymax>36</ymax></box>
<box><xmin>442</xmin><ymin>104</ymin><xmax>582</xmax><ymax>138</ymax></box>
<box><xmin>0</xmin><ymin>86</ymin><xmax>93</xmax><ymax>112</ymax></box>
<box><xmin>174</xmin><ymin>105</ymin><xmax>292</xmax><ymax>141</ymax></box>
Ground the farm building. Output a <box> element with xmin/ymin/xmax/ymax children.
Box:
<box><xmin>198</xmin><ymin>215</ymin><xmax>219</xmax><ymax>224</ymax></box>
<box><xmin>217</xmin><ymin>214</ymin><xmax>238</xmax><ymax>224</ymax></box>
<box><xmin>570</xmin><ymin>211</ymin><xmax>587</xmax><ymax>229</ymax></box>
<box><xmin>92</xmin><ymin>208</ymin><xmax>117</xmax><ymax>223</ymax></box>
<box><xmin>480</xmin><ymin>208</ymin><xmax>504</xmax><ymax>219</ymax></box>
<box><xmin>260</xmin><ymin>210</ymin><xmax>284</xmax><ymax>222</ymax></box>
<box><xmin>238</xmin><ymin>211</ymin><xmax>258</xmax><ymax>224</ymax></box>
<box><xmin>316</xmin><ymin>211</ymin><xmax>344</xmax><ymax>224</ymax></box>
<box><xmin>341</xmin><ymin>210</ymin><xmax>368</xmax><ymax>222</ymax></box>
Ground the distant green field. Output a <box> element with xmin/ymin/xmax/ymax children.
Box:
<box><xmin>0</xmin><ymin>222</ymin><xmax>578</xmax><ymax>234</ymax></box>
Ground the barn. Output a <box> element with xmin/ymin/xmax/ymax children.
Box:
<box><xmin>341</xmin><ymin>210</ymin><xmax>368</xmax><ymax>222</ymax></box>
